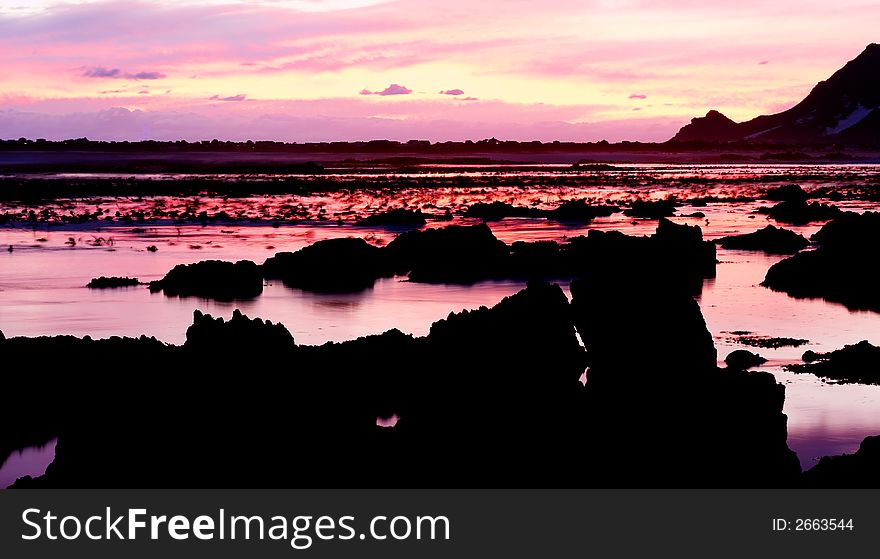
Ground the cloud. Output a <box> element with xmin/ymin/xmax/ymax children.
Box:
<box><xmin>758</xmin><ymin>60</ymin><xmax>769</xmax><ymax>65</ymax></box>
<box><xmin>128</xmin><ymin>71</ymin><xmax>166</xmax><ymax>80</ymax></box>
<box><xmin>359</xmin><ymin>84</ymin><xmax>412</xmax><ymax>96</ymax></box>
<box><xmin>440</xmin><ymin>89</ymin><xmax>465</xmax><ymax>95</ymax></box>
<box><xmin>83</xmin><ymin>67</ymin><xmax>166</xmax><ymax>80</ymax></box>
<box><xmin>210</xmin><ymin>94</ymin><xmax>247</xmax><ymax>101</ymax></box>
<box><xmin>628</xmin><ymin>93</ymin><xmax>647</xmax><ymax>99</ymax></box>
<box><xmin>460</xmin><ymin>96</ymin><xmax>478</xmax><ymax>101</ymax></box>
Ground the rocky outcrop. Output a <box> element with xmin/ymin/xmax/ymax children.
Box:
<box><xmin>464</xmin><ymin>201</ymin><xmax>544</xmax><ymax>220</ymax></box>
<box><xmin>765</xmin><ymin>200</ymin><xmax>841</xmax><ymax>225</ymax></box>
<box><xmin>149</xmin><ymin>260</ymin><xmax>262</xmax><ymax>300</ymax></box>
<box><xmin>725</xmin><ymin>349</ymin><xmax>767</xmax><ymax>370</ymax></box>
<box><xmin>356</xmin><ymin>208</ymin><xmax>426</xmax><ymax>227</ymax></box>
<box><xmin>715</xmin><ymin>225</ymin><xmax>809</xmax><ymax>254</ymax></box>
<box><xmin>764</xmin><ymin>184</ymin><xmax>809</xmax><ymax>203</ymax></box>
<box><xmin>87</xmin><ymin>276</ymin><xmax>140</xmax><ymax>288</ymax></box>
<box><xmin>786</xmin><ymin>340</ymin><xmax>880</xmax><ymax>384</ymax></box>
<box><xmin>384</xmin><ymin>223</ymin><xmax>510</xmax><ymax>284</ymax></box>
<box><xmin>184</xmin><ymin>309</ymin><xmax>295</xmax><ymax>352</ymax></box>
<box><xmin>263</xmin><ymin>237</ymin><xmax>390</xmax><ymax>293</ymax></box>
<box><xmin>803</xmin><ymin>435</ymin><xmax>880</xmax><ymax>487</ymax></box>
<box><xmin>623</xmin><ymin>200</ymin><xmax>677</xmax><ymax>218</ymax></box>
<box><xmin>546</xmin><ymin>200</ymin><xmax>620</xmax><ymax>222</ymax></box>
<box><xmin>571</xmin><ymin>267</ymin><xmax>800</xmax><ymax>486</ymax></box>
<box><xmin>762</xmin><ymin>212</ymin><xmax>880</xmax><ymax>311</ymax></box>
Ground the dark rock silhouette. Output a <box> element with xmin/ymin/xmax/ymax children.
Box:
<box><xmin>725</xmin><ymin>349</ymin><xmax>767</xmax><ymax>370</ymax></box>
<box><xmin>715</xmin><ymin>225</ymin><xmax>809</xmax><ymax>254</ymax></box>
<box><xmin>672</xmin><ymin>44</ymin><xmax>880</xmax><ymax>144</ymax></box>
<box><xmin>763</xmin><ymin>212</ymin><xmax>880</xmax><ymax>311</ymax></box>
<box><xmin>3</xmin><ymin>282</ymin><xmax>589</xmax><ymax>487</ymax></box>
<box><xmin>787</xmin><ymin>340</ymin><xmax>880</xmax><ymax>384</ymax></box>
<box><xmin>765</xmin><ymin>200</ymin><xmax>841</xmax><ymax>225</ymax></box>
<box><xmin>623</xmin><ymin>200</ymin><xmax>677</xmax><ymax>218</ymax></box>
<box><xmin>571</xmin><ymin>268</ymin><xmax>800</xmax><ymax>485</ymax></box>
<box><xmin>464</xmin><ymin>201</ymin><xmax>544</xmax><ymax>220</ymax></box>
<box><xmin>672</xmin><ymin>110</ymin><xmax>740</xmax><ymax>142</ymax></box>
<box><xmin>765</xmin><ymin>184</ymin><xmax>809</xmax><ymax>203</ymax></box>
<box><xmin>356</xmin><ymin>208</ymin><xmax>426</xmax><ymax>227</ymax></box>
<box><xmin>149</xmin><ymin>260</ymin><xmax>263</xmax><ymax>301</ymax></box>
<box><xmin>803</xmin><ymin>435</ymin><xmax>880</xmax><ymax>487</ymax></box>
<box><xmin>87</xmin><ymin>276</ymin><xmax>140</xmax><ymax>288</ymax></box>
<box><xmin>546</xmin><ymin>199</ymin><xmax>620</xmax><ymax>222</ymax></box>
<box><xmin>384</xmin><ymin>223</ymin><xmax>510</xmax><ymax>284</ymax></box>
<box><xmin>726</xmin><ymin>332</ymin><xmax>809</xmax><ymax>349</ymax></box>
<box><xmin>185</xmin><ymin>309</ymin><xmax>295</xmax><ymax>352</ymax></box>
<box><xmin>263</xmin><ymin>237</ymin><xmax>390</xmax><ymax>293</ymax></box>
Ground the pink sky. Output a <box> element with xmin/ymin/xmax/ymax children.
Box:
<box><xmin>0</xmin><ymin>0</ymin><xmax>877</xmax><ymax>142</ymax></box>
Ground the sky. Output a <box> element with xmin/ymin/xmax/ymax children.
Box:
<box><xmin>0</xmin><ymin>0</ymin><xmax>877</xmax><ymax>142</ymax></box>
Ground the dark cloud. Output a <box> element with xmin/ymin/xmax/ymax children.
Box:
<box><xmin>440</xmin><ymin>89</ymin><xmax>465</xmax><ymax>95</ymax></box>
<box><xmin>83</xmin><ymin>67</ymin><xmax>166</xmax><ymax>80</ymax></box>
<box><xmin>128</xmin><ymin>71</ymin><xmax>166</xmax><ymax>80</ymax></box>
<box><xmin>84</xmin><ymin>67</ymin><xmax>122</xmax><ymax>78</ymax></box>
<box><xmin>628</xmin><ymin>93</ymin><xmax>647</xmax><ymax>99</ymax></box>
<box><xmin>758</xmin><ymin>60</ymin><xmax>769</xmax><ymax>65</ymax></box>
<box><xmin>210</xmin><ymin>94</ymin><xmax>247</xmax><ymax>102</ymax></box>
<box><xmin>359</xmin><ymin>84</ymin><xmax>413</xmax><ymax>96</ymax></box>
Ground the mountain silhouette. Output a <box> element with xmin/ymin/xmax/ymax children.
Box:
<box><xmin>672</xmin><ymin>44</ymin><xmax>880</xmax><ymax>144</ymax></box>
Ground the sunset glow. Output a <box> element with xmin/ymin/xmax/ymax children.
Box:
<box><xmin>1</xmin><ymin>0</ymin><xmax>877</xmax><ymax>141</ymax></box>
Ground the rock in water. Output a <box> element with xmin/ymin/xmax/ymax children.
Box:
<box><xmin>384</xmin><ymin>223</ymin><xmax>510</xmax><ymax>284</ymax></box>
<box><xmin>149</xmin><ymin>260</ymin><xmax>263</xmax><ymax>301</ymax></box>
<box><xmin>725</xmin><ymin>349</ymin><xmax>768</xmax><ymax>370</ymax></box>
<box><xmin>762</xmin><ymin>212</ymin><xmax>880</xmax><ymax>312</ymax></box>
<box><xmin>715</xmin><ymin>225</ymin><xmax>809</xmax><ymax>254</ymax></box>
<box><xmin>263</xmin><ymin>237</ymin><xmax>390</xmax><ymax>293</ymax></box>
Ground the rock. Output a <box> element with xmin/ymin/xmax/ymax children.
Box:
<box><xmin>184</xmin><ymin>309</ymin><xmax>295</xmax><ymax>352</ymax></box>
<box><xmin>803</xmin><ymin>435</ymin><xmax>880</xmax><ymax>487</ymax></box>
<box><xmin>762</xmin><ymin>212</ymin><xmax>880</xmax><ymax>311</ymax></box>
<box><xmin>384</xmin><ymin>223</ymin><xmax>509</xmax><ymax>284</ymax></box>
<box><xmin>764</xmin><ymin>184</ymin><xmax>809</xmax><ymax>203</ymax></box>
<box><xmin>2</xmin><ymin>282</ymin><xmax>588</xmax><ymax>487</ymax></box>
<box><xmin>725</xmin><ymin>349</ymin><xmax>767</xmax><ymax>370</ymax></box>
<box><xmin>623</xmin><ymin>200</ymin><xmax>677</xmax><ymax>218</ymax></box>
<box><xmin>786</xmin><ymin>340</ymin><xmax>880</xmax><ymax>384</ymax></box>
<box><xmin>87</xmin><ymin>276</ymin><xmax>140</xmax><ymax>288</ymax></box>
<box><xmin>571</xmin><ymin>266</ymin><xmax>800</xmax><ymax>486</ymax></box>
<box><xmin>464</xmin><ymin>201</ymin><xmax>543</xmax><ymax>220</ymax></box>
<box><xmin>146</xmin><ymin>245</ymin><xmax>158</xmax><ymax>252</ymax></box>
<box><xmin>149</xmin><ymin>260</ymin><xmax>263</xmax><ymax>301</ymax></box>
<box><xmin>715</xmin><ymin>225</ymin><xmax>810</xmax><ymax>254</ymax></box>
<box><xmin>356</xmin><ymin>208</ymin><xmax>426</xmax><ymax>227</ymax></box>
<box><xmin>724</xmin><ymin>332</ymin><xmax>809</xmax><ymax>349</ymax></box>
<box><xmin>546</xmin><ymin>199</ymin><xmax>620</xmax><ymax>222</ymax></box>
<box><xmin>263</xmin><ymin>237</ymin><xmax>390</xmax><ymax>293</ymax></box>
<box><xmin>766</xmin><ymin>200</ymin><xmax>841</xmax><ymax>225</ymax></box>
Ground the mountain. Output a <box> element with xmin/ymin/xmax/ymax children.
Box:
<box><xmin>672</xmin><ymin>44</ymin><xmax>880</xmax><ymax>144</ymax></box>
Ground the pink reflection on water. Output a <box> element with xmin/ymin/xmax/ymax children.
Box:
<box><xmin>376</xmin><ymin>415</ymin><xmax>400</xmax><ymax>428</ymax></box>
<box><xmin>0</xmin><ymin>439</ymin><xmax>57</xmax><ymax>489</ymax></box>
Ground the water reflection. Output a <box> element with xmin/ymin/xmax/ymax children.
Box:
<box><xmin>0</xmin><ymin>439</ymin><xmax>57</xmax><ymax>489</ymax></box>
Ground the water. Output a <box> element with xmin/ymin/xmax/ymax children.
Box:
<box><xmin>0</xmin><ymin>440</ymin><xmax>56</xmax><ymax>489</ymax></box>
<box><xmin>2</xmin><ymin>165</ymin><xmax>880</xmax><ymax>473</ymax></box>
